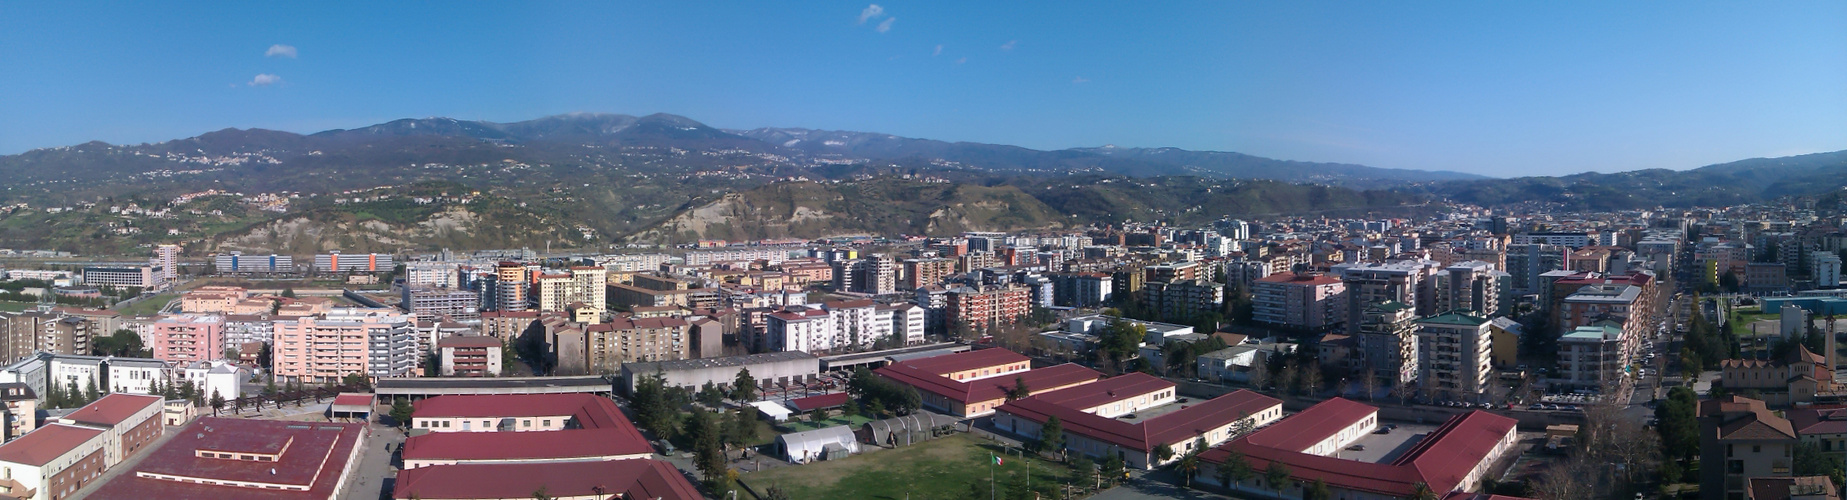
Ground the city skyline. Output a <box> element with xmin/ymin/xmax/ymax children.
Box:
<box><xmin>3</xmin><ymin>2</ymin><xmax>1844</xmax><ymax>176</ymax></box>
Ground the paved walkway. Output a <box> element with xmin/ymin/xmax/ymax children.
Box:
<box><xmin>340</xmin><ymin>420</ymin><xmax>405</xmax><ymax>500</ymax></box>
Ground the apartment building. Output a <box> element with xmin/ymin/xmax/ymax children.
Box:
<box><xmin>1050</xmin><ymin>272</ymin><xmax>1113</xmax><ymax>308</ymax></box>
<box><xmin>1143</xmin><ymin>279</ymin><xmax>1224</xmax><ymax>322</ymax></box>
<box><xmin>274</xmin><ymin>308</ymin><xmax>417</xmax><ymax>383</ymax></box>
<box><xmin>1415</xmin><ymin>312</ymin><xmax>1494</xmax><ymax>400</ymax></box>
<box><xmin>1557</xmin><ymin>325</ymin><xmax>1627</xmax><ymax>391</ymax></box>
<box><xmin>904</xmin><ymin>258</ymin><xmax>956</xmax><ymax>290</ymax></box>
<box><xmin>149</xmin><ymin>314</ymin><xmax>225</xmax><ymax>363</ymax></box>
<box><xmin>583</xmin><ymin>316</ymin><xmax>690</xmax><ymax>373</ymax></box>
<box><xmin>1251</xmin><ymin>272</ymin><xmax>1346</xmax><ymax>332</ymax></box>
<box><xmin>1435</xmin><ymin>260</ymin><xmax>1503</xmax><ymax>317</ymax></box>
<box><xmin>1337</xmin><ymin>260</ymin><xmax>1440</xmax><ymax>336</ymax></box>
<box><xmin>315</xmin><ymin>252</ymin><xmax>394</xmax><ymax>273</ymax></box>
<box><xmin>945</xmin><ymin>285</ymin><xmax>1031</xmax><ymax>333</ymax></box>
<box><xmin>1357</xmin><ymin>301</ymin><xmax>1420</xmax><ymax>388</ymax></box>
<box><xmin>437</xmin><ymin>336</ymin><xmax>503</xmax><ymax>377</ymax></box>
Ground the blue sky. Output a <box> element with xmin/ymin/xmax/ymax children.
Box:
<box><xmin>2</xmin><ymin>2</ymin><xmax>1843</xmax><ymax>177</ymax></box>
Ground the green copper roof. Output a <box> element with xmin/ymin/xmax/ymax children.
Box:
<box><xmin>1416</xmin><ymin>311</ymin><xmax>1490</xmax><ymax>326</ymax></box>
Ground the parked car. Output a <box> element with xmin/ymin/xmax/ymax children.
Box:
<box><xmin>1346</xmin><ymin>444</ymin><xmax>1365</xmax><ymax>451</ymax></box>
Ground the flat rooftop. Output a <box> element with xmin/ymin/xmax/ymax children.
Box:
<box><xmin>623</xmin><ymin>351</ymin><xmax>817</xmax><ymax>373</ymax></box>
<box><xmin>88</xmin><ymin>418</ymin><xmax>365</xmax><ymax>500</ymax></box>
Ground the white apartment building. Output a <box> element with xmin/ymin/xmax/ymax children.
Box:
<box><xmin>1415</xmin><ymin>312</ymin><xmax>1494</xmax><ymax>400</ymax></box>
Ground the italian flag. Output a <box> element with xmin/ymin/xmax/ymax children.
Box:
<box><xmin>992</xmin><ymin>455</ymin><xmax>1003</xmax><ymax>466</ymax></box>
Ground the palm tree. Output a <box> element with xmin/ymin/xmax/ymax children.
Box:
<box><xmin>1177</xmin><ymin>452</ymin><xmax>1201</xmax><ymax>488</ymax></box>
<box><xmin>1406</xmin><ymin>482</ymin><xmax>1438</xmax><ymax>500</ymax></box>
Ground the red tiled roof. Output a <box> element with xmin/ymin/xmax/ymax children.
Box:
<box><xmin>1391</xmin><ymin>410</ymin><xmax>1519</xmax><ymax>492</ymax></box>
<box><xmin>1789</xmin><ymin>408</ymin><xmax>1847</xmax><ymax>436</ymax></box>
<box><xmin>402</xmin><ymin>428</ymin><xmax>651</xmax><ymax>462</ymax></box>
<box><xmin>0</xmin><ymin>424</ymin><xmax>104</xmax><ymax>466</ymax></box>
<box><xmin>996</xmin><ymin>389</ymin><xmax>1280</xmax><ymax>453</ymax></box>
<box><xmin>1027</xmin><ymin>372</ymin><xmax>1174</xmax><ymax>411</ymax></box>
<box><xmin>61</xmin><ymin>393</ymin><xmax>161</xmax><ymax>427</ymax></box>
<box><xmin>895</xmin><ymin>348</ymin><xmax>1030</xmax><ymax>377</ymax></box>
<box><xmin>1241</xmin><ymin>397</ymin><xmax>1376</xmax><ymax>453</ymax></box>
<box><xmin>88</xmin><ymin>418</ymin><xmax>365</xmax><ymax>500</ymax></box>
<box><xmin>787</xmin><ymin>393</ymin><xmax>851</xmax><ymax>412</ymax></box>
<box><xmin>393</xmin><ymin>459</ymin><xmax>701</xmax><ymax>500</ymax></box>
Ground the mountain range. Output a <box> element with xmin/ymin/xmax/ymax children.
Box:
<box><xmin>0</xmin><ymin>112</ymin><xmax>1842</xmax><ymax>254</ymax></box>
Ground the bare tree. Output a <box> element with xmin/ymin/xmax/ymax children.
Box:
<box><xmin>1530</xmin><ymin>456</ymin><xmax>1596</xmax><ymax>500</ymax></box>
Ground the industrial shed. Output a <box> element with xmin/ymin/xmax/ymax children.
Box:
<box><xmin>777</xmin><ymin>425</ymin><xmax>859</xmax><ymax>464</ymax></box>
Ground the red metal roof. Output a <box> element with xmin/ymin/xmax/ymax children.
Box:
<box><xmin>413</xmin><ymin>393</ymin><xmax>606</xmax><ymax>419</ymax></box>
<box><xmin>402</xmin><ymin>428</ymin><xmax>651</xmax><ymax>462</ymax></box>
<box><xmin>876</xmin><ymin>362</ymin><xmax>1100</xmax><ymax>406</ymax></box>
<box><xmin>1200</xmin><ymin>409</ymin><xmax>1518</xmax><ymax>497</ymax></box>
<box><xmin>996</xmin><ymin>389</ymin><xmax>1280</xmax><ymax>453</ymax></box>
<box><xmin>894</xmin><ymin>348</ymin><xmax>1029</xmax><ymax>377</ymax></box>
<box><xmin>787</xmin><ymin>393</ymin><xmax>851</xmax><ymax>412</ymax></box>
<box><xmin>392</xmin><ymin>459</ymin><xmax>701</xmax><ymax>500</ymax></box>
<box><xmin>331</xmin><ymin>393</ymin><xmax>374</xmax><ymax>408</ymax></box>
<box><xmin>61</xmin><ymin>393</ymin><xmax>161</xmax><ymax>428</ymax></box>
<box><xmin>0</xmin><ymin>424</ymin><xmax>104</xmax><ymax>466</ymax></box>
<box><xmin>87</xmin><ymin>418</ymin><xmax>365</xmax><ymax>500</ymax></box>
<box><xmin>1240</xmin><ymin>397</ymin><xmax>1376</xmax><ymax>453</ymax></box>
<box><xmin>1027</xmin><ymin>372</ymin><xmax>1173</xmax><ymax>411</ymax></box>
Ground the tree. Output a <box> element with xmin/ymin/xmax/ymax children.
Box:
<box><xmin>1037</xmin><ymin>415</ymin><xmax>1065</xmax><ymax>454</ymax></box>
<box><xmin>341</xmin><ymin>372</ymin><xmax>372</xmax><ymax>391</ymax></box>
<box><xmin>92</xmin><ymin>329</ymin><xmax>150</xmax><ymax>357</ymax></box>
<box><xmin>1177</xmin><ymin>450</ymin><xmax>1202</xmax><ymax>488</ymax></box>
<box><xmin>697</xmin><ymin>381</ymin><xmax>725</xmax><ymax>406</ymax></box>
<box><xmin>689</xmin><ymin>410</ymin><xmax>730</xmax><ymax>494</ymax></box>
<box><xmin>1794</xmin><ymin>441</ymin><xmax>1846</xmax><ymax>489</ymax></box>
<box><xmin>68</xmin><ymin>380</ymin><xmax>87</xmax><ymax>407</ymax></box>
<box><xmin>724</xmin><ymin>408</ymin><xmax>757</xmax><ymax>448</ymax></box>
<box><xmin>1217</xmin><ymin>448</ymin><xmax>1254</xmax><ymax>487</ymax></box>
<box><xmin>1006</xmin><ymin>376</ymin><xmax>1030</xmax><ymax>402</ymax></box>
<box><xmin>631</xmin><ymin>371</ymin><xmax>674</xmax><ymax>437</ymax></box>
<box><xmin>531</xmin><ymin>486</ymin><xmax>553</xmax><ymax>500</ymax></box>
<box><xmin>390</xmin><ymin>398</ymin><xmax>415</xmax><ymax>427</ymax></box>
<box><xmin>731</xmin><ymin>368</ymin><xmax>757</xmax><ymax>401</ymax></box>
<box><xmin>43</xmin><ymin>379</ymin><xmax>63</xmax><ymax>409</ymax></box>
<box><xmin>1265</xmin><ymin>463</ymin><xmax>1292</xmax><ymax>496</ymax></box>
<box><xmin>281</xmin><ymin>288</ymin><xmax>297</xmax><ymax>298</ymax></box>
<box><xmin>1070</xmin><ymin>455</ymin><xmax>1095</xmax><ymax>486</ymax></box>
<box><xmin>762</xmin><ymin>486</ymin><xmax>792</xmax><ymax>500</ymax></box>
<box><xmin>1100</xmin><ymin>454</ymin><xmax>1125</xmax><ymax>485</ymax></box>
<box><xmin>258</xmin><ymin>342</ymin><xmax>273</xmax><ymax>369</ymax></box>
<box><xmin>1406</xmin><ymin>482</ymin><xmax>1439</xmax><ymax>500</ymax></box>
<box><xmin>1154</xmin><ymin>443</ymin><xmax>1175</xmax><ymax>464</ymax></box>
<box><xmin>84</xmin><ymin>377</ymin><xmax>100</xmax><ymax>402</ymax></box>
<box><xmin>210</xmin><ymin>389</ymin><xmax>226</xmax><ymax>416</ymax></box>
<box><xmin>1305</xmin><ymin>478</ymin><xmax>1331</xmax><ymax>500</ymax></box>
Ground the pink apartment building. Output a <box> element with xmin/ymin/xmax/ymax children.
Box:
<box><xmin>150</xmin><ymin>314</ymin><xmax>225</xmax><ymax>363</ymax></box>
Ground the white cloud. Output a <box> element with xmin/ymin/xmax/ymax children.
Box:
<box><xmin>1000</xmin><ymin>40</ymin><xmax>1017</xmax><ymax>51</ymax></box>
<box><xmin>265</xmin><ymin>44</ymin><xmax>297</xmax><ymax>58</ymax></box>
<box><xmin>248</xmin><ymin>74</ymin><xmax>282</xmax><ymax>86</ymax></box>
<box><xmin>1073</xmin><ymin>77</ymin><xmax>1089</xmax><ymax>84</ymax></box>
<box><xmin>857</xmin><ymin>4</ymin><xmax>884</xmax><ymax>24</ymax></box>
<box><xmin>876</xmin><ymin>17</ymin><xmax>895</xmax><ymax>33</ymax></box>
<box><xmin>955</xmin><ymin>57</ymin><xmax>967</xmax><ymax>64</ymax></box>
<box><xmin>933</xmin><ymin>44</ymin><xmax>943</xmax><ymax>56</ymax></box>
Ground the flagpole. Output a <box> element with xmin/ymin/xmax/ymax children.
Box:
<box><xmin>991</xmin><ymin>454</ymin><xmax>996</xmax><ymax>500</ymax></box>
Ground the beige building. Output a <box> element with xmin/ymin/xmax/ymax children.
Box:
<box><xmin>583</xmin><ymin>317</ymin><xmax>690</xmax><ymax>374</ymax></box>
<box><xmin>0</xmin><ymin>423</ymin><xmax>108</xmax><ymax>500</ymax></box>
<box><xmin>1415</xmin><ymin>312</ymin><xmax>1493</xmax><ymax>400</ymax></box>
<box><xmin>1701</xmin><ymin>396</ymin><xmax>1797</xmax><ymax>500</ymax></box>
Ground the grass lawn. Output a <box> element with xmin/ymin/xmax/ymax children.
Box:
<box><xmin>742</xmin><ymin>433</ymin><xmax>1075</xmax><ymax>500</ymax></box>
<box><xmin>113</xmin><ymin>293</ymin><xmax>176</xmax><ymax>316</ymax></box>
<box><xmin>778</xmin><ymin>414</ymin><xmax>874</xmax><ymax>433</ymax></box>
<box><xmin>0</xmin><ymin>301</ymin><xmax>33</xmax><ymax>312</ymax></box>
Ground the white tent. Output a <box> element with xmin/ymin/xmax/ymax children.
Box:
<box><xmin>777</xmin><ymin>425</ymin><xmax>859</xmax><ymax>464</ymax></box>
<box><xmin>748</xmin><ymin>400</ymin><xmax>793</xmax><ymax>422</ymax></box>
